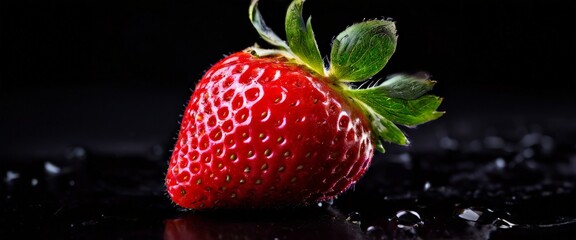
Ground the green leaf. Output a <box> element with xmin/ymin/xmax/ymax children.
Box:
<box><xmin>329</xmin><ymin>20</ymin><xmax>397</xmax><ymax>82</ymax></box>
<box><xmin>285</xmin><ymin>0</ymin><xmax>325</xmax><ymax>75</ymax></box>
<box><xmin>359</xmin><ymin>73</ymin><xmax>436</xmax><ymax>100</ymax></box>
<box><xmin>249</xmin><ymin>0</ymin><xmax>290</xmax><ymax>50</ymax></box>
<box><xmin>381</xmin><ymin>96</ymin><xmax>444</xmax><ymax>126</ymax></box>
<box><xmin>370</xmin><ymin>113</ymin><xmax>410</xmax><ymax>146</ymax></box>
<box><xmin>349</xmin><ymin>89</ymin><xmax>444</xmax><ymax>127</ymax></box>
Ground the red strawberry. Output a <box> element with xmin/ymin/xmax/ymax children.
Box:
<box><xmin>166</xmin><ymin>0</ymin><xmax>443</xmax><ymax>210</ymax></box>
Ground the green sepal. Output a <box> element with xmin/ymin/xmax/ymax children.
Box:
<box><xmin>285</xmin><ymin>0</ymin><xmax>325</xmax><ymax>75</ymax></box>
<box><xmin>329</xmin><ymin>20</ymin><xmax>397</xmax><ymax>82</ymax></box>
<box><xmin>249</xmin><ymin>0</ymin><xmax>290</xmax><ymax>50</ymax></box>
<box><xmin>374</xmin><ymin>73</ymin><xmax>436</xmax><ymax>100</ymax></box>
<box><xmin>349</xmin><ymin>89</ymin><xmax>444</xmax><ymax>127</ymax></box>
<box><xmin>369</xmin><ymin>112</ymin><xmax>410</xmax><ymax>147</ymax></box>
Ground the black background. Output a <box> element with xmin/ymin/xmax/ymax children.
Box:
<box><xmin>1</xmin><ymin>0</ymin><xmax>575</xmax><ymax>162</ymax></box>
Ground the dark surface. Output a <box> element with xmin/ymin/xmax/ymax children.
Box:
<box><xmin>1</xmin><ymin>0</ymin><xmax>576</xmax><ymax>239</ymax></box>
<box><xmin>2</xmin><ymin>117</ymin><xmax>576</xmax><ymax>239</ymax></box>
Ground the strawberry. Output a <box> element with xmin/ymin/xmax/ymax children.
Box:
<box><xmin>166</xmin><ymin>0</ymin><xmax>444</xmax><ymax>210</ymax></box>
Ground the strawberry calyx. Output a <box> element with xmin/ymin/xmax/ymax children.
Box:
<box><xmin>249</xmin><ymin>0</ymin><xmax>444</xmax><ymax>153</ymax></box>
<box><xmin>248</xmin><ymin>0</ymin><xmax>325</xmax><ymax>75</ymax></box>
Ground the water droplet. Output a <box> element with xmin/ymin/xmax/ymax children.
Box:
<box><xmin>346</xmin><ymin>211</ymin><xmax>362</xmax><ymax>225</ymax></box>
<box><xmin>495</xmin><ymin>157</ymin><xmax>506</xmax><ymax>169</ymax></box>
<box><xmin>317</xmin><ymin>198</ymin><xmax>334</xmax><ymax>207</ymax></box>
<box><xmin>390</xmin><ymin>153</ymin><xmax>412</xmax><ymax>169</ymax></box>
<box><xmin>458</xmin><ymin>208</ymin><xmax>483</xmax><ymax>222</ymax></box>
<box><xmin>397</xmin><ymin>153</ymin><xmax>411</xmax><ymax>163</ymax></box>
<box><xmin>394</xmin><ymin>210</ymin><xmax>423</xmax><ymax>229</ymax></box>
<box><xmin>456</xmin><ymin>207</ymin><xmax>500</xmax><ymax>225</ymax></box>
<box><xmin>366</xmin><ymin>225</ymin><xmax>386</xmax><ymax>239</ymax></box>
<box><xmin>493</xmin><ymin>218</ymin><xmax>517</xmax><ymax>229</ymax></box>
<box><xmin>45</xmin><ymin>162</ymin><xmax>62</xmax><ymax>175</ymax></box>
<box><xmin>5</xmin><ymin>171</ymin><xmax>20</xmax><ymax>182</ymax></box>
<box><xmin>423</xmin><ymin>181</ymin><xmax>431</xmax><ymax>191</ymax></box>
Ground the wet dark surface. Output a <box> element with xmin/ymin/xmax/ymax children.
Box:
<box><xmin>2</xmin><ymin>112</ymin><xmax>576</xmax><ymax>240</ymax></box>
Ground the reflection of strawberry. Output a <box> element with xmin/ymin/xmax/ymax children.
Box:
<box><xmin>166</xmin><ymin>0</ymin><xmax>443</xmax><ymax>209</ymax></box>
<box><xmin>164</xmin><ymin>208</ymin><xmax>365</xmax><ymax>240</ymax></box>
